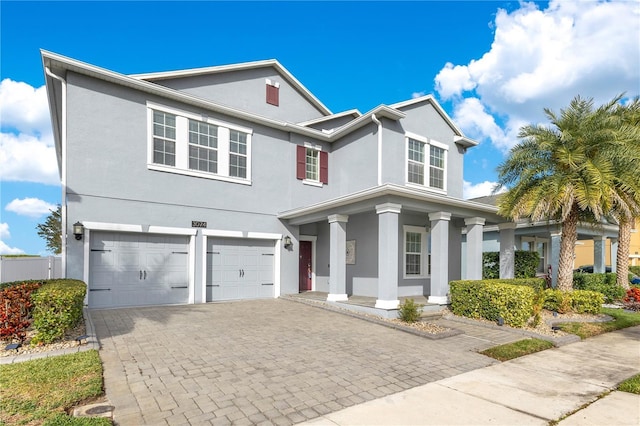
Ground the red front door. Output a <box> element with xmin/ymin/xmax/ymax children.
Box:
<box><xmin>299</xmin><ymin>241</ymin><xmax>312</xmax><ymax>292</ymax></box>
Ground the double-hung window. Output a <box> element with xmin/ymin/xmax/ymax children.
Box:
<box><xmin>148</xmin><ymin>103</ymin><xmax>252</xmax><ymax>184</ymax></box>
<box><xmin>296</xmin><ymin>144</ymin><xmax>328</xmax><ymax>185</ymax></box>
<box><xmin>188</xmin><ymin>120</ymin><xmax>218</xmax><ymax>173</ymax></box>
<box><xmin>153</xmin><ymin>111</ymin><xmax>176</xmax><ymax>166</ymax></box>
<box><xmin>406</xmin><ymin>133</ymin><xmax>447</xmax><ymax>191</ymax></box>
<box><xmin>403</xmin><ymin>225</ymin><xmax>429</xmax><ymax>278</ymax></box>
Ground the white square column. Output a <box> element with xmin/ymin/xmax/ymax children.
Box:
<box><xmin>428</xmin><ymin>211</ymin><xmax>451</xmax><ymax>304</ymax></box>
<box><xmin>498</xmin><ymin>222</ymin><xmax>516</xmax><ymax>279</ymax></box>
<box><xmin>327</xmin><ymin>214</ymin><xmax>349</xmax><ymax>302</ymax></box>
<box><xmin>593</xmin><ymin>236</ymin><xmax>606</xmax><ymax>273</ymax></box>
<box><xmin>375</xmin><ymin>203</ymin><xmax>402</xmax><ymax>309</ymax></box>
<box><xmin>465</xmin><ymin>217</ymin><xmax>485</xmax><ymax>280</ymax></box>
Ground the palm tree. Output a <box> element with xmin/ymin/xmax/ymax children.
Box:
<box><xmin>496</xmin><ymin>95</ymin><xmax>632</xmax><ymax>291</ymax></box>
<box><xmin>611</xmin><ymin>98</ymin><xmax>640</xmax><ymax>289</ymax></box>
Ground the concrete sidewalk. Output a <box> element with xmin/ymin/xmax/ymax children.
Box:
<box><xmin>303</xmin><ymin>325</ymin><xmax>640</xmax><ymax>426</ymax></box>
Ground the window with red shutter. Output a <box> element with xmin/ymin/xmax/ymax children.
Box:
<box><xmin>266</xmin><ymin>81</ymin><xmax>279</xmax><ymax>106</ymax></box>
<box><xmin>320</xmin><ymin>151</ymin><xmax>328</xmax><ymax>184</ymax></box>
<box><xmin>296</xmin><ymin>145</ymin><xmax>306</xmax><ymax>180</ymax></box>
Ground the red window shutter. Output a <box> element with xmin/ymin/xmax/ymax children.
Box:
<box><xmin>296</xmin><ymin>145</ymin><xmax>306</xmax><ymax>180</ymax></box>
<box><xmin>266</xmin><ymin>84</ymin><xmax>279</xmax><ymax>106</ymax></box>
<box><xmin>320</xmin><ymin>151</ymin><xmax>328</xmax><ymax>184</ymax></box>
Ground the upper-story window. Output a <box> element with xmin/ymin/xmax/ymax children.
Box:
<box><xmin>153</xmin><ymin>111</ymin><xmax>176</xmax><ymax>166</ymax></box>
<box><xmin>406</xmin><ymin>133</ymin><xmax>447</xmax><ymax>191</ymax></box>
<box><xmin>296</xmin><ymin>144</ymin><xmax>328</xmax><ymax>186</ymax></box>
<box><xmin>148</xmin><ymin>103</ymin><xmax>252</xmax><ymax>184</ymax></box>
<box><xmin>266</xmin><ymin>79</ymin><xmax>280</xmax><ymax>106</ymax></box>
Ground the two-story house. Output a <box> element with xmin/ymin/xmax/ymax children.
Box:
<box><xmin>43</xmin><ymin>50</ymin><xmax>512</xmax><ymax>312</ymax></box>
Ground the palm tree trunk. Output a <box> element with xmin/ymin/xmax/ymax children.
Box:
<box><xmin>616</xmin><ymin>216</ymin><xmax>632</xmax><ymax>290</ymax></box>
<box><xmin>558</xmin><ymin>205</ymin><xmax>579</xmax><ymax>291</ymax></box>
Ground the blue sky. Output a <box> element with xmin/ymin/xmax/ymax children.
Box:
<box><xmin>1</xmin><ymin>0</ymin><xmax>639</xmax><ymax>255</ymax></box>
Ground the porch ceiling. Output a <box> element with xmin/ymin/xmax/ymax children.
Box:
<box><xmin>278</xmin><ymin>184</ymin><xmax>504</xmax><ymax>226</ymax></box>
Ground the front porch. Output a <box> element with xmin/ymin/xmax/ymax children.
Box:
<box><xmin>283</xmin><ymin>291</ymin><xmax>444</xmax><ymax>319</ymax></box>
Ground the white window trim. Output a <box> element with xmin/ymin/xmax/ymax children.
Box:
<box><xmin>147</xmin><ymin>102</ymin><xmax>253</xmax><ymax>184</ymax></box>
<box><xmin>405</xmin><ymin>133</ymin><xmax>448</xmax><ymax>193</ymax></box>
<box><xmin>403</xmin><ymin>225</ymin><xmax>429</xmax><ymax>279</ymax></box>
<box><xmin>302</xmin><ymin>142</ymin><xmax>323</xmax><ymax>187</ymax></box>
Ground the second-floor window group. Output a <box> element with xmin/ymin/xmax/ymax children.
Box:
<box><xmin>150</xmin><ymin>105</ymin><xmax>251</xmax><ymax>183</ymax></box>
<box><xmin>407</xmin><ymin>136</ymin><xmax>447</xmax><ymax>191</ymax></box>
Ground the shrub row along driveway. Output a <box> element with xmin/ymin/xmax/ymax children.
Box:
<box><xmin>92</xmin><ymin>299</ymin><xmax>509</xmax><ymax>425</ymax></box>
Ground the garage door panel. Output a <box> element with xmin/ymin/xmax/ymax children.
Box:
<box><xmin>89</xmin><ymin>231</ymin><xmax>189</xmax><ymax>308</ymax></box>
<box><xmin>207</xmin><ymin>238</ymin><xmax>275</xmax><ymax>302</ymax></box>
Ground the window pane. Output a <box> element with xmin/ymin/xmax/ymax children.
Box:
<box><xmin>429</xmin><ymin>145</ymin><xmax>445</xmax><ymax>189</ymax></box>
<box><xmin>408</xmin><ymin>162</ymin><xmax>424</xmax><ymax>184</ymax></box>
<box><xmin>408</xmin><ymin>139</ymin><xmax>424</xmax><ymax>162</ymax></box>
<box><xmin>306</xmin><ymin>148</ymin><xmax>319</xmax><ymax>181</ymax></box>
<box><xmin>406</xmin><ymin>254</ymin><xmax>421</xmax><ymax>275</ymax></box>
<box><xmin>429</xmin><ymin>167</ymin><xmax>444</xmax><ymax>189</ymax></box>
<box><xmin>430</xmin><ymin>145</ymin><xmax>444</xmax><ymax>168</ymax></box>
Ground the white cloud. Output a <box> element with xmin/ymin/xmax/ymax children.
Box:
<box><xmin>0</xmin><ymin>240</ymin><xmax>25</xmax><ymax>255</ymax></box>
<box><xmin>435</xmin><ymin>0</ymin><xmax>640</xmax><ymax>152</ymax></box>
<box><xmin>463</xmin><ymin>180</ymin><xmax>506</xmax><ymax>200</ymax></box>
<box><xmin>0</xmin><ymin>223</ymin><xmax>10</xmax><ymax>239</ymax></box>
<box><xmin>411</xmin><ymin>91</ymin><xmax>426</xmax><ymax>99</ymax></box>
<box><xmin>0</xmin><ymin>132</ymin><xmax>59</xmax><ymax>184</ymax></box>
<box><xmin>0</xmin><ymin>79</ymin><xmax>51</xmax><ymax>136</ymax></box>
<box><xmin>0</xmin><ymin>79</ymin><xmax>58</xmax><ymax>185</ymax></box>
<box><xmin>5</xmin><ymin>198</ymin><xmax>57</xmax><ymax>218</ymax></box>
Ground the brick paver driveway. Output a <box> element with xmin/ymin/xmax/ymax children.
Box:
<box><xmin>92</xmin><ymin>299</ymin><xmax>500</xmax><ymax>425</ymax></box>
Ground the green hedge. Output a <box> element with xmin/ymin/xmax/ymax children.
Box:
<box><xmin>482</xmin><ymin>251</ymin><xmax>540</xmax><ymax>279</ymax></box>
<box><xmin>542</xmin><ymin>289</ymin><xmax>603</xmax><ymax>314</ymax></box>
<box><xmin>630</xmin><ymin>266</ymin><xmax>640</xmax><ymax>276</ymax></box>
<box><xmin>31</xmin><ymin>280</ymin><xmax>86</xmax><ymax>344</ymax></box>
<box><xmin>573</xmin><ymin>273</ymin><xmax>625</xmax><ymax>303</ymax></box>
<box><xmin>450</xmin><ymin>280</ymin><xmax>534</xmax><ymax>327</ymax></box>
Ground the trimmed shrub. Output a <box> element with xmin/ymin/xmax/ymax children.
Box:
<box><xmin>0</xmin><ymin>282</ymin><xmax>41</xmax><ymax>341</ymax></box>
<box><xmin>482</xmin><ymin>251</ymin><xmax>540</xmax><ymax>279</ymax></box>
<box><xmin>398</xmin><ymin>298</ymin><xmax>423</xmax><ymax>323</ymax></box>
<box><xmin>542</xmin><ymin>289</ymin><xmax>572</xmax><ymax>313</ymax></box>
<box><xmin>450</xmin><ymin>280</ymin><xmax>534</xmax><ymax>327</ymax></box>
<box><xmin>573</xmin><ymin>273</ymin><xmax>625</xmax><ymax>303</ymax></box>
<box><xmin>31</xmin><ymin>280</ymin><xmax>86</xmax><ymax>345</ymax></box>
<box><xmin>629</xmin><ymin>266</ymin><xmax>640</xmax><ymax>276</ymax></box>
<box><xmin>570</xmin><ymin>290</ymin><xmax>603</xmax><ymax>314</ymax></box>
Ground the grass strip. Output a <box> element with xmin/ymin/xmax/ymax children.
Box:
<box><xmin>480</xmin><ymin>338</ymin><xmax>554</xmax><ymax>361</ymax></box>
<box><xmin>556</xmin><ymin>307</ymin><xmax>640</xmax><ymax>339</ymax></box>
<box><xmin>0</xmin><ymin>350</ymin><xmax>106</xmax><ymax>425</ymax></box>
<box><xmin>618</xmin><ymin>373</ymin><xmax>640</xmax><ymax>395</ymax></box>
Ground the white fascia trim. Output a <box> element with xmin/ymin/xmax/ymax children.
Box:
<box><xmin>148</xmin><ymin>226</ymin><xmax>198</xmax><ymax>236</ymax></box>
<box><xmin>303</xmin><ymin>179</ymin><xmax>323</xmax><ymax>187</ymax></box>
<box><xmin>297</xmin><ymin>109</ymin><xmax>362</xmax><ymax>126</ymax></box>
<box><xmin>202</xmin><ymin>229</ymin><xmax>244</xmax><ymax>238</ymax></box>
<box><xmin>82</xmin><ymin>222</ymin><xmax>144</xmax><ymax>232</ymax></box>
<box><xmin>246</xmin><ymin>232</ymin><xmax>282</xmax><ymax>240</ymax></box>
<box><xmin>304</xmin><ymin>142</ymin><xmax>322</xmax><ymax>150</ymax></box>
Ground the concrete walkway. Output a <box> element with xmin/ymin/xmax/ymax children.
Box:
<box><xmin>303</xmin><ymin>325</ymin><xmax>640</xmax><ymax>425</ymax></box>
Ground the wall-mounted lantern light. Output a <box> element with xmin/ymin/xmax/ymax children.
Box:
<box><xmin>73</xmin><ymin>222</ymin><xmax>84</xmax><ymax>240</ymax></box>
<box><xmin>283</xmin><ymin>235</ymin><xmax>292</xmax><ymax>249</ymax></box>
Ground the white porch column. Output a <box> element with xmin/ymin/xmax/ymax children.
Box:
<box><xmin>375</xmin><ymin>203</ymin><xmax>402</xmax><ymax>309</ymax></box>
<box><xmin>428</xmin><ymin>212</ymin><xmax>451</xmax><ymax>304</ymax></box>
<box><xmin>465</xmin><ymin>217</ymin><xmax>485</xmax><ymax>280</ymax></box>
<box><xmin>327</xmin><ymin>214</ymin><xmax>349</xmax><ymax>302</ymax></box>
<box><xmin>498</xmin><ymin>223</ymin><xmax>516</xmax><ymax>279</ymax></box>
<box><xmin>611</xmin><ymin>238</ymin><xmax>618</xmax><ymax>273</ymax></box>
<box><xmin>550</xmin><ymin>231</ymin><xmax>562</xmax><ymax>288</ymax></box>
<box><xmin>593</xmin><ymin>236</ymin><xmax>606</xmax><ymax>273</ymax></box>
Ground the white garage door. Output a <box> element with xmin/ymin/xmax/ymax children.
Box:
<box><xmin>206</xmin><ymin>238</ymin><xmax>275</xmax><ymax>301</ymax></box>
<box><xmin>89</xmin><ymin>232</ymin><xmax>190</xmax><ymax>308</ymax></box>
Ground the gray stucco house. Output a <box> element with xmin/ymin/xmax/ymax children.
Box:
<box><xmin>43</xmin><ymin>50</ymin><xmax>515</xmax><ymax>311</ymax></box>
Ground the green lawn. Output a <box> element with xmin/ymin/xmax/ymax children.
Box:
<box><xmin>0</xmin><ymin>350</ymin><xmax>108</xmax><ymax>425</ymax></box>
<box><xmin>556</xmin><ymin>308</ymin><xmax>640</xmax><ymax>339</ymax></box>
<box><xmin>480</xmin><ymin>338</ymin><xmax>555</xmax><ymax>361</ymax></box>
<box><xmin>618</xmin><ymin>374</ymin><xmax>640</xmax><ymax>395</ymax></box>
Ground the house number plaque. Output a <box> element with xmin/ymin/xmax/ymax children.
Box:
<box><xmin>191</xmin><ymin>221</ymin><xmax>207</xmax><ymax>228</ymax></box>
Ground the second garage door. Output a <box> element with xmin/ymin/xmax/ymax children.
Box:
<box><xmin>206</xmin><ymin>238</ymin><xmax>275</xmax><ymax>301</ymax></box>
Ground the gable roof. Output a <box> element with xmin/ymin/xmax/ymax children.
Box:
<box><xmin>130</xmin><ymin>59</ymin><xmax>332</xmax><ymax>117</ymax></box>
<box><xmin>390</xmin><ymin>95</ymin><xmax>478</xmax><ymax>148</ymax></box>
<box><xmin>297</xmin><ymin>109</ymin><xmax>362</xmax><ymax>127</ymax></box>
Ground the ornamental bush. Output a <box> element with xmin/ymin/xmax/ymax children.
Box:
<box><xmin>0</xmin><ymin>282</ymin><xmax>42</xmax><ymax>341</ymax></box>
<box><xmin>482</xmin><ymin>251</ymin><xmax>540</xmax><ymax>279</ymax></box>
<box><xmin>31</xmin><ymin>279</ymin><xmax>86</xmax><ymax>345</ymax></box>
<box><xmin>570</xmin><ymin>290</ymin><xmax>603</xmax><ymax>314</ymax></box>
<box><xmin>573</xmin><ymin>273</ymin><xmax>625</xmax><ymax>303</ymax></box>
<box><xmin>398</xmin><ymin>298</ymin><xmax>423</xmax><ymax>323</ymax></box>
<box><xmin>629</xmin><ymin>266</ymin><xmax>640</xmax><ymax>276</ymax></box>
<box><xmin>450</xmin><ymin>280</ymin><xmax>534</xmax><ymax>327</ymax></box>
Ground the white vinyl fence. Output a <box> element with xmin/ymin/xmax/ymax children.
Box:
<box><xmin>0</xmin><ymin>256</ymin><xmax>63</xmax><ymax>283</ymax></box>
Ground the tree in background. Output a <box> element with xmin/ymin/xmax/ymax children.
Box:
<box><xmin>36</xmin><ymin>205</ymin><xmax>62</xmax><ymax>254</ymax></box>
<box><xmin>496</xmin><ymin>95</ymin><xmax>638</xmax><ymax>291</ymax></box>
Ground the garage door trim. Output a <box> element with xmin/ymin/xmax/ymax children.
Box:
<box><xmin>82</xmin><ymin>221</ymin><xmax>197</xmax><ymax>306</ymax></box>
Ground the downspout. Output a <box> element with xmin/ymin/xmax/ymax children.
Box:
<box><xmin>45</xmin><ymin>67</ymin><xmax>67</xmax><ymax>277</ymax></box>
<box><xmin>371</xmin><ymin>114</ymin><xmax>382</xmax><ymax>186</ymax></box>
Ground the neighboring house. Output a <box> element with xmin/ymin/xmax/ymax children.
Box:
<box><xmin>574</xmin><ymin>218</ymin><xmax>640</xmax><ymax>268</ymax></box>
<box><xmin>470</xmin><ymin>195</ymin><xmax>620</xmax><ymax>284</ymax></box>
<box><xmin>44</xmin><ymin>50</ymin><xmax>518</xmax><ymax>311</ymax></box>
